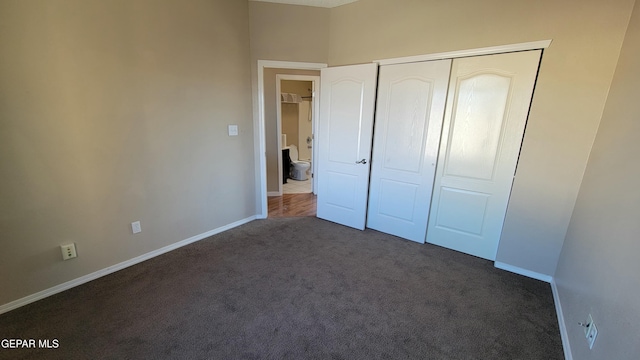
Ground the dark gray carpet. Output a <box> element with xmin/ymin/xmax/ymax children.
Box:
<box><xmin>0</xmin><ymin>217</ymin><xmax>563</xmax><ymax>359</ymax></box>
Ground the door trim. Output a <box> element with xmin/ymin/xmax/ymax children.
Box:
<box><xmin>374</xmin><ymin>40</ymin><xmax>551</xmax><ymax>66</ymax></box>
<box><xmin>255</xmin><ymin>60</ymin><xmax>327</xmax><ymax>218</ymax></box>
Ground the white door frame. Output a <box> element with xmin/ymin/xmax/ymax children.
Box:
<box><xmin>374</xmin><ymin>40</ymin><xmax>552</xmax><ymax>65</ymax></box>
<box><xmin>275</xmin><ymin>74</ymin><xmax>321</xmax><ymax>195</ymax></box>
<box><xmin>254</xmin><ymin>60</ymin><xmax>327</xmax><ymax>218</ymax></box>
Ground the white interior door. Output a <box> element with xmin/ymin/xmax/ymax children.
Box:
<box><xmin>366</xmin><ymin>60</ymin><xmax>451</xmax><ymax>242</ymax></box>
<box><xmin>426</xmin><ymin>50</ymin><xmax>541</xmax><ymax>260</ymax></box>
<box><xmin>316</xmin><ymin>63</ymin><xmax>378</xmax><ymax>230</ymax></box>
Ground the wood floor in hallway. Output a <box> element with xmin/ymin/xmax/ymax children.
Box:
<box><xmin>268</xmin><ymin>193</ymin><xmax>317</xmax><ymax>218</ymax></box>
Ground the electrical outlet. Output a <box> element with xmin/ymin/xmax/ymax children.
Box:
<box><xmin>586</xmin><ymin>314</ymin><xmax>598</xmax><ymax>349</ymax></box>
<box><xmin>131</xmin><ymin>221</ymin><xmax>142</xmax><ymax>234</ymax></box>
<box><xmin>60</xmin><ymin>243</ymin><xmax>77</xmax><ymax>260</ymax></box>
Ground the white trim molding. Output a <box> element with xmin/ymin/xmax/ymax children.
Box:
<box><xmin>254</xmin><ymin>60</ymin><xmax>327</xmax><ymax>218</ymax></box>
<box><xmin>0</xmin><ymin>216</ymin><xmax>257</xmax><ymax>315</ymax></box>
<box><xmin>495</xmin><ymin>262</ymin><xmax>572</xmax><ymax>359</ymax></box>
<box><xmin>375</xmin><ymin>40</ymin><xmax>552</xmax><ymax>66</ymax></box>
<box><xmin>551</xmin><ymin>279</ymin><xmax>574</xmax><ymax>360</ymax></box>
<box><xmin>494</xmin><ymin>261</ymin><xmax>553</xmax><ymax>283</ymax></box>
<box><xmin>250</xmin><ymin>0</ymin><xmax>358</xmax><ymax>8</ymax></box>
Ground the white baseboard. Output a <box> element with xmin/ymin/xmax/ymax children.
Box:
<box><xmin>494</xmin><ymin>262</ymin><xmax>572</xmax><ymax>360</ymax></box>
<box><xmin>494</xmin><ymin>261</ymin><xmax>553</xmax><ymax>283</ymax></box>
<box><xmin>0</xmin><ymin>215</ymin><xmax>257</xmax><ymax>315</ymax></box>
<box><xmin>551</xmin><ymin>279</ymin><xmax>573</xmax><ymax>360</ymax></box>
<box><xmin>267</xmin><ymin>191</ymin><xmax>281</xmax><ymax>197</ymax></box>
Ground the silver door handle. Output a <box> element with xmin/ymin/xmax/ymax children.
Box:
<box><xmin>356</xmin><ymin>159</ymin><xmax>367</xmax><ymax>164</ymax></box>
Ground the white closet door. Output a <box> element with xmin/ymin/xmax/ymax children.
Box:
<box><xmin>366</xmin><ymin>60</ymin><xmax>451</xmax><ymax>242</ymax></box>
<box><xmin>316</xmin><ymin>63</ymin><xmax>378</xmax><ymax>230</ymax></box>
<box><xmin>426</xmin><ymin>50</ymin><xmax>541</xmax><ymax>260</ymax></box>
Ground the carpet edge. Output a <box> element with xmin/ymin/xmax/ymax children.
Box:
<box><xmin>0</xmin><ymin>215</ymin><xmax>257</xmax><ymax>315</ymax></box>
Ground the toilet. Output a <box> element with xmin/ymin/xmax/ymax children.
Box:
<box><xmin>288</xmin><ymin>144</ymin><xmax>310</xmax><ymax>181</ymax></box>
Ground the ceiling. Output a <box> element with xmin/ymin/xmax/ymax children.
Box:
<box><xmin>250</xmin><ymin>0</ymin><xmax>359</xmax><ymax>8</ymax></box>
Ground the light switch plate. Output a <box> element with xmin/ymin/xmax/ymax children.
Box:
<box><xmin>228</xmin><ymin>125</ymin><xmax>238</xmax><ymax>136</ymax></box>
<box><xmin>131</xmin><ymin>221</ymin><xmax>142</xmax><ymax>234</ymax></box>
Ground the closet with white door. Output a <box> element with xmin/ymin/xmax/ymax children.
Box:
<box><xmin>317</xmin><ymin>50</ymin><xmax>542</xmax><ymax>261</ymax></box>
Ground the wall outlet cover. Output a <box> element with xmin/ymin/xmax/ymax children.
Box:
<box><xmin>60</xmin><ymin>243</ymin><xmax>77</xmax><ymax>260</ymax></box>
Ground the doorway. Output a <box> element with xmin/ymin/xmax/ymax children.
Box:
<box><xmin>270</xmin><ymin>75</ymin><xmax>319</xmax><ymax>218</ymax></box>
<box><xmin>254</xmin><ymin>61</ymin><xmax>326</xmax><ymax>218</ymax></box>
<box><xmin>276</xmin><ymin>76</ymin><xmax>318</xmax><ymax>195</ymax></box>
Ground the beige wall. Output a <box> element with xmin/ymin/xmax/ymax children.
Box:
<box><xmin>282</xmin><ymin>80</ymin><xmax>313</xmax><ymax>100</ymax></box>
<box><xmin>328</xmin><ymin>0</ymin><xmax>635</xmax><ymax>276</ymax></box>
<box><xmin>263</xmin><ymin>69</ymin><xmax>319</xmax><ymax>193</ymax></box>
<box><xmin>249</xmin><ymin>2</ymin><xmax>330</xmax><ymax>64</ymax></box>
<box><xmin>0</xmin><ymin>0</ymin><xmax>254</xmax><ymax>305</ymax></box>
<box><xmin>554</xmin><ymin>1</ymin><xmax>640</xmax><ymax>358</ymax></box>
<box><xmin>248</xmin><ymin>2</ymin><xmax>328</xmax><ymax>195</ymax></box>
